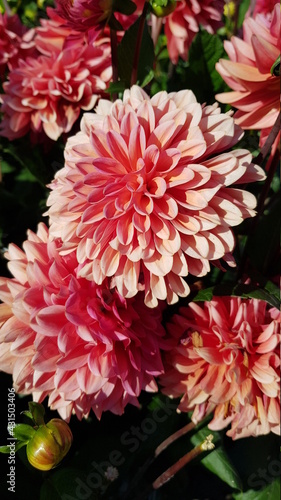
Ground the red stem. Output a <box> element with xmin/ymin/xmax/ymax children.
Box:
<box><xmin>155</xmin><ymin>421</ymin><xmax>195</xmax><ymax>457</ymax></box>
<box><xmin>110</xmin><ymin>28</ymin><xmax>118</xmax><ymax>101</ymax></box>
<box><xmin>153</xmin><ymin>445</ymin><xmax>203</xmax><ymax>489</ymax></box>
<box><xmin>254</xmin><ymin>111</ymin><xmax>281</xmax><ymax>167</ymax></box>
<box><xmin>2</xmin><ymin>0</ymin><xmax>12</xmax><ymax>15</ymax></box>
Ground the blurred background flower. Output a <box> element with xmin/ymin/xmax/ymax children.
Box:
<box><xmin>216</xmin><ymin>4</ymin><xmax>280</xmax><ymax>164</ymax></box>
<box><xmin>0</xmin><ymin>8</ymin><xmax>112</xmax><ymax>141</ymax></box>
<box><xmin>162</xmin><ymin>0</ymin><xmax>224</xmax><ymax>63</ymax></box>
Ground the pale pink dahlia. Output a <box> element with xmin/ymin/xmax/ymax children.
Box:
<box><xmin>47</xmin><ymin>86</ymin><xmax>265</xmax><ymax>307</ymax></box>
<box><xmin>216</xmin><ymin>5</ymin><xmax>280</xmax><ymax>145</ymax></box>
<box><xmin>0</xmin><ymin>33</ymin><xmax>112</xmax><ymax>141</ymax></box>
<box><xmin>164</xmin><ymin>0</ymin><xmax>224</xmax><ymax>63</ymax></box>
<box><xmin>0</xmin><ymin>223</ymin><xmax>169</xmax><ymax>421</ymax></box>
<box><xmin>160</xmin><ymin>297</ymin><xmax>281</xmax><ymax>439</ymax></box>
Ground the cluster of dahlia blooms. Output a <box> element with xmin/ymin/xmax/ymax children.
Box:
<box><xmin>0</xmin><ymin>223</ymin><xmax>170</xmax><ymax>420</ymax></box>
<box><xmin>216</xmin><ymin>3</ymin><xmax>280</xmax><ymax>159</ymax></box>
<box><xmin>0</xmin><ymin>8</ymin><xmax>112</xmax><ymax>141</ymax></box>
<box><xmin>0</xmin><ymin>0</ymin><xmax>279</xmax><ymax>443</ymax></box>
<box><xmin>160</xmin><ymin>297</ymin><xmax>280</xmax><ymax>439</ymax></box>
<box><xmin>47</xmin><ymin>86</ymin><xmax>265</xmax><ymax>307</ymax></box>
<box><xmin>162</xmin><ymin>0</ymin><xmax>224</xmax><ymax>63</ymax></box>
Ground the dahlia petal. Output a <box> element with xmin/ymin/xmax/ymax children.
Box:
<box><xmin>177</xmin><ymin>126</ymin><xmax>206</xmax><ymax>158</ymax></box>
<box><xmin>32</xmin><ymin>305</ymin><xmax>66</xmax><ymax>336</ymax></box>
<box><xmin>123</xmin><ymin>259</ymin><xmax>140</xmax><ymax>294</ymax></box>
<box><xmin>132</xmin><ymin>212</ymin><xmax>150</xmax><ymax>233</ymax></box>
<box><xmin>128</xmin><ymin>124</ymin><xmax>146</xmax><ymax>166</ymax></box>
<box><xmin>166</xmin><ymin>273</ymin><xmax>190</xmax><ymax>298</ymax></box>
<box><xmin>154</xmin><ymin>195</ymin><xmax>178</xmax><ymax>219</ymax></box>
<box><xmin>116</xmin><ymin>214</ymin><xmax>134</xmax><ymax>245</ymax></box>
<box><xmin>148</xmin><ymin>120</ymin><xmax>177</xmax><ymax>149</ymax></box>
<box><xmin>252</xmin><ymin>34</ymin><xmax>279</xmax><ymax>74</ymax></box>
<box><xmin>151</xmin><ymin>275</ymin><xmax>167</xmax><ymax>300</ymax></box>
<box><xmin>57</xmin><ymin>345</ymin><xmax>89</xmax><ymax>369</ymax></box>
<box><xmin>100</xmin><ymin>246</ymin><xmax>120</xmax><ymax>276</ymax></box>
<box><xmin>144</xmin><ymin>252</ymin><xmax>173</xmax><ymax>276</ymax></box>
<box><xmin>106</xmin><ymin>130</ymin><xmax>130</xmax><ymax>166</ymax></box>
<box><xmin>76</xmin><ymin>367</ymin><xmax>105</xmax><ymax>394</ymax></box>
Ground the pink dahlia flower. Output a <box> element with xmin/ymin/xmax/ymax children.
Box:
<box><xmin>54</xmin><ymin>0</ymin><xmax>113</xmax><ymax>34</ymax></box>
<box><xmin>251</xmin><ymin>0</ymin><xmax>278</xmax><ymax>17</ymax></box>
<box><xmin>160</xmin><ymin>297</ymin><xmax>280</xmax><ymax>439</ymax></box>
<box><xmin>0</xmin><ymin>32</ymin><xmax>112</xmax><ymax>141</ymax></box>
<box><xmin>34</xmin><ymin>7</ymin><xmax>84</xmax><ymax>56</ymax></box>
<box><xmin>0</xmin><ymin>223</ymin><xmax>169</xmax><ymax>421</ymax></box>
<box><xmin>164</xmin><ymin>0</ymin><xmax>224</xmax><ymax>63</ymax></box>
<box><xmin>0</xmin><ymin>12</ymin><xmax>34</xmax><ymax>79</ymax></box>
<box><xmin>47</xmin><ymin>85</ymin><xmax>265</xmax><ymax>307</ymax></box>
<box><xmin>54</xmin><ymin>0</ymin><xmax>143</xmax><ymax>39</ymax></box>
<box><xmin>216</xmin><ymin>5</ymin><xmax>280</xmax><ymax>145</ymax></box>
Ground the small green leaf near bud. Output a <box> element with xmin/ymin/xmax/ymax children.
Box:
<box><xmin>27</xmin><ymin>402</ymin><xmax>45</xmax><ymax>426</ymax></box>
<box><xmin>13</xmin><ymin>424</ymin><xmax>36</xmax><ymax>442</ymax></box>
<box><xmin>271</xmin><ymin>55</ymin><xmax>280</xmax><ymax>76</ymax></box>
<box><xmin>0</xmin><ymin>442</ymin><xmax>28</xmax><ymax>454</ymax></box>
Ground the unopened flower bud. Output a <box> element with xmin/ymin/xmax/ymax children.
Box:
<box><xmin>26</xmin><ymin>419</ymin><xmax>73</xmax><ymax>471</ymax></box>
<box><xmin>151</xmin><ymin>0</ymin><xmax>176</xmax><ymax>18</ymax></box>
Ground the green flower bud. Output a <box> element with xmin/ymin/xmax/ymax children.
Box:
<box><xmin>26</xmin><ymin>419</ymin><xmax>73</xmax><ymax>471</ymax></box>
<box><xmin>151</xmin><ymin>0</ymin><xmax>176</xmax><ymax>18</ymax></box>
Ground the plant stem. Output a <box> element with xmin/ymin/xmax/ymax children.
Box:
<box><xmin>2</xmin><ymin>0</ymin><xmax>12</xmax><ymax>15</ymax></box>
<box><xmin>155</xmin><ymin>421</ymin><xmax>195</xmax><ymax>457</ymax></box>
<box><xmin>236</xmin><ymin>111</ymin><xmax>280</xmax><ymax>278</ymax></box>
<box><xmin>130</xmin><ymin>0</ymin><xmax>150</xmax><ymax>86</ymax></box>
<box><xmin>153</xmin><ymin>435</ymin><xmax>215</xmax><ymax>489</ymax></box>
<box><xmin>254</xmin><ymin>111</ymin><xmax>281</xmax><ymax>167</ymax></box>
<box><xmin>110</xmin><ymin>28</ymin><xmax>118</xmax><ymax>101</ymax></box>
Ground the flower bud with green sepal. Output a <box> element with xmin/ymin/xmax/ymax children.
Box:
<box><xmin>26</xmin><ymin>419</ymin><xmax>73</xmax><ymax>471</ymax></box>
<box><xmin>0</xmin><ymin>402</ymin><xmax>73</xmax><ymax>471</ymax></box>
<box><xmin>150</xmin><ymin>0</ymin><xmax>176</xmax><ymax>17</ymax></box>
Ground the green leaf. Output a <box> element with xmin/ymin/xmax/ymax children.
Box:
<box><xmin>0</xmin><ymin>159</ymin><xmax>16</xmax><ymax>174</ymax></box>
<box><xmin>117</xmin><ymin>17</ymin><xmax>155</xmax><ymax>87</ymax></box>
<box><xmin>190</xmin><ymin>428</ymin><xmax>243</xmax><ymax>491</ymax></box>
<box><xmin>28</xmin><ymin>402</ymin><xmax>45</xmax><ymax>426</ymax></box>
<box><xmin>113</xmin><ymin>0</ymin><xmax>136</xmax><ymax>15</ymax></box>
<box><xmin>13</xmin><ymin>424</ymin><xmax>36</xmax><ymax>442</ymax></box>
<box><xmin>0</xmin><ymin>445</ymin><xmax>13</xmax><ymax>454</ymax></box>
<box><xmin>21</xmin><ymin>410</ymin><xmax>34</xmax><ymax>421</ymax></box>
<box><xmin>193</xmin><ymin>282</ymin><xmax>280</xmax><ymax>309</ymax></box>
<box><xmin>237</xmin><ymin>0</ymin><xmax>251</xmax><ymax>28</ymax></box>
<box><xmin>193</xmin><ymin>287</ymin><xmax>215</xmax><ymax>302</ymax></box>
<box><xmin>233</xmin><ymin>477</ymin><xmax>280</xmax><ymax>499</ymax></box>
<box><xmin>180</xmin><ymin>29</ymin><xmax>226</xmax><ymax>102</ymax></box>
<box><xmin>270</xmin><ymin>55</ymin><xmax>280</xmax><ymax>76</ymax></box>
<box><xmin>0</xmin><ymin>441</ymin><xmax>28</xmax><ymax>453</ymax></box>
<box><xmin>106</xmin><ymin>80</ymin><xmax>126</xmax><ymax>97</ymax></box>
<box><xmin>141</xmin><ymin>68</ymin><xmax>155</xmax><ymax>88</ymax></box>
